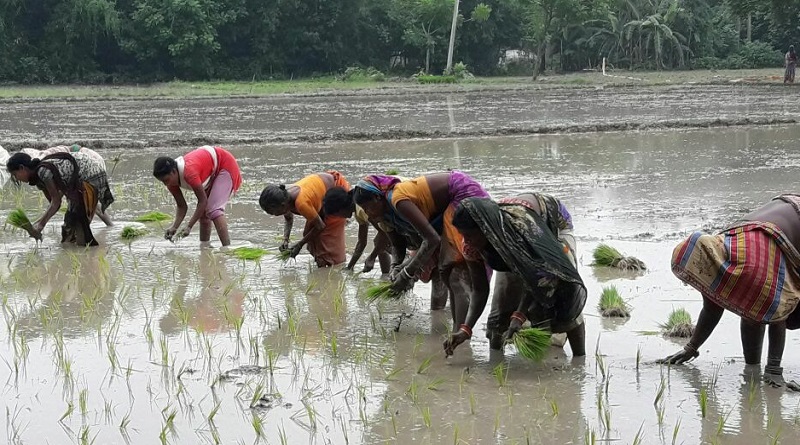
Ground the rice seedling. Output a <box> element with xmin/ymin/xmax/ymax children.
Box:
<box><xmin>6</xmin><ymin>208</ymin><xmax>34</xmax><ymax>233</ymax></box>
<box><xmin>654</xmin><ymin>376</ymin><xmax>666</xmax><ymax>406</ymax></box>
<box><xmin>59</xmin><ymin>402</ymin><xmax>74</xmax><ymax>422</ymax></box>
<box><xmin>417</xmin><ymin>355</ymin><xmax>433</xmax><ymax>374</ymax></box>
<box><xmin>592</xmin><ymin>243</ymin><xmax>646</xmax><ymax>270</ymax></box>
<box><xmin>426</xmin><ymin>377</ymin><xmax>445</xmax><ymax>391</ymax></box>
<box><xmin>469</xmin><ymin>392</ymin><xmax>476</xmax><ymax>415</ymax></box>
<box><xmin>493</xmin><ymin>362</ymin><xmax>508</xmax><ymax>387</ymax></box>
<box><xmin>747</xmin><ymin>376</ymin><xmax>758</xmax><ymax>410</ymax></box>
<box><xmin>508</xmin><ymin>328</ymin><xmax>551</xmax><ymax>361</ymax></box>
<box><xmin>632</xmin><ymin>422</ymin><xmax>645</xmax><ymax>445</ymax></box>
<box><xmin>276</xmin><ymin>250</ymin><xmax>292</xmax><ymax>262</ymax></box>
<box><xmin>716</xmin><ymin>410</ymin><xmax>732</xmax><ymax>436</ymax></box>
<box><xmin>771</xmin><ymin>425</ymin><xmax>782</xmax><ymax>445</ymax></box>
<box><xmin>660</xmin><ymin>308</ymin><xmax>695</xmax><ymax>337</ymax></box>
<box><xmin>550</xmin><ymin>399</ymin><xmax>559</xmax><ymax>417</ymax></box>
<box><xmin>365</xmin><ymin>282</ymin><xmax>404</xmax><ymax>303</ymax></box>
<box><xmin>79</xmin><ymin>388</ymin><xmax>89</xmax><ymax>417</ymax></box>
<box><xmin>135</xmin><ymin>211</ymin><xmax>171</xmax><ymax>223</ymax></box>
<box><xmin>420</xmin><ymin>406</ymin><xmax>432</xmax><ymax>428</ymax></box>
<box><xmin>584</xmin><ymin>429</ymin><xmax>596</xmax><ymax>445</ymax></box>
<box><xmin>251</xmin><ymin>413</ymin><xmax>265</xmax><ymax>438</ymax></box>
<box><xmin>385</xmin><ymin>168</ymin><xmax>400</xmax><ymax>175</ymax></box>
<box><xmin>120</xmin><ymin>225</ymin><xmax>149</xmax><ymax>239</ymax></box>
<box><xmin>700</xmin><ymin>386</ymin><xmax>708</xmax><ymax>418</ymax></box>
<box><xmin>672</xmin><ymin>419</ymin><xmax>681</xmax><ymax>445</ymax></box>
<box><xmin>597</xmin><ymin>285</ymin><xmax>631</xmax><ymax>317</ymax></box>
<box><xmin>228</xmin><ymin>247</ymin><xmax>269</xmax><ymax>261</ymax></box>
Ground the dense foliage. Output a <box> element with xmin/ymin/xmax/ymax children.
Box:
<box><xmin>0</xmin><ymin>0</ymin><xmax>794</xmax><ymax>83</ymax></box>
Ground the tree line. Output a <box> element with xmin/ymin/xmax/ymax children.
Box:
<box><xmin>0</xmin><ymin>0</ymin><xmax>796</xmax><ymax>84</ymax></box>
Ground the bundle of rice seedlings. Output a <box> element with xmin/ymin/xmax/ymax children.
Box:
<box><xmin>660</xmin><ymin>308</ymin><xmax>695</xmax><ymax>338</ymax></box>
<box><xmin>598</xmin><ymin>285</ymin><xmax>631</xmax><ymax>317</ymax></box>
<box><xmin>592</xmin><ymin>243</ymin><xmax>647</xmax><ymax>271</ymax></box>
<box><xmin>7</xmin><ymin>208</ymin><xmax>33</xmax><ymax>230</ymax></box>
<box><xmin>120</xmin><ymin>226</ymin><xmax>149</xmax><ymax>239</ymax></box>
<box><xmin>135</xmin><ymin>211</ymin><xmax>172</xmax><ymax>223</ymax></box>
<box><xmin>276</xmin><ymin>250</ymin><xmax>292</xmax><ymax>262</ymax></box>
<box><xmin>229</xmin><ymin>247</ymin><xmax>269</xmax><ymax>261</ymax></box>
<box><xmin>384</xmin><ymin>168</ymin><xmax>400</xmax><ymax>175</ymax></box>
<box><xmin>509</xmin><ymin>328</ymin><xmax>551</xmax><ymax>361</ymax></box>
<box><xmin>365</xmin><ymin>282</ymin><xmax>404</xmax><ymax>303</ymax></box>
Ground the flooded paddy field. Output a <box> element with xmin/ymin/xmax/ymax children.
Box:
<box><xmin>3</xmin><ymin>118</ymin><xmax>800</xmax><ymax>443</ymax></box>
<box><xmin>1</xmin><ymin>84</ymin><xmax>800</xmax><ymax>146</ymax></box>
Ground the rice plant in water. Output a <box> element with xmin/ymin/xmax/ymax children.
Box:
<box><xmin>598</xmin><ymin>285</ymin><xmax>631</xmax><ymax>317</ymax></box>
<box><xmin>509</xmin><ymin>328</ymin><xmax>551</xmax><ymax>361</ymax></box>
<box><xmin>120</xmin><ymin>226</ymin><xmax>149</xmax><ymax>239</ymax></box>
<box><xmin>385</xmin><ymin>168</ymin><xmax>400</xmax><ymax>175</ymax></box>
<box><xmin>661</xmin><ymin>308</ymin><xmax>695</xmax><ymax>337</ymax></box>
<box><xmin>135</xmin><ymin>211</ymin><xmax>172</xmax><ymax>222</ymax></box>
<box><xmin>228</xmin><ymin>247</ymin><xmax>269</xmax><ymax>261</ymax></box>
<box><xmin>592</xmin><ymin>243</ymin><xmax>647</xmax><ymax>271</ymax></box>
<box><xmin>276</xmin><ymin>250</ymin><xmax>292</xmax><ymax>262</ymax></box>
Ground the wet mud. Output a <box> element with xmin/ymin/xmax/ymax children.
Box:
<box><xmin>2</xmin><ymin>102</ymin><xmax>800</xmax><ymax>444</ymax></box>
<box><xmin>1</xmin><ymin>85</ymin><xmax>800</xmax><ymax>147</ymax></box>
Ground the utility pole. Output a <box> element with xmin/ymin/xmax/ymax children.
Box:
<box><xmin>445</xmin><ymin>0</ymin><xmax>460</xmax><ymax>74</ymax></box>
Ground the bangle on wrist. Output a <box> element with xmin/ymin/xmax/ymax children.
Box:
<box><xmin>684</xmin><ymin>343</ymin><xmax>699</xmax><ymax>355</ymax></box>
<box><xmin>458</xmin><ymin>324</ymin><xmax>472</xmax><ymax>338</ymax></box>
<box><xmin>401</xmin><ymin>267</ymin><xmax>415</xmax><ymax>280</ymax></box>
<box><xmin>511</xmin><ymin>311</ymin><xmax>527</xmax><ymax>324</ymax></box>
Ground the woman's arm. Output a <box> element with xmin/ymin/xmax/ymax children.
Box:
<box><xmin>34</xmin><ymin>179</ymin><xmax>63</xmax><ymax>232</ymax></box>
<box><xmin>394</xmin><ymin>200</ymin><xmax>440</xmax><ymax>277</ymax></box>
<box><xmin>281</xmin><ymin>212</ymin><xmax>294</xmax><ymax>250</ymax></box>
<box><xmin>347</xmin><ymin>222</ymin><xmax>370</xmax><ymax>270</ymax></box>
<box><xmin>179</xmin><ymin>184</ymin><xmax>208</xmax><ymax>236</ymax></box>
<box><xmin>167</xmin><ymin>186</ymin><xmax>188</xmax><ymax>234</ymax></box>
<box><xmin>290</xmin><ymin>215</ymin><xmax>325</xmax><ymax>256</ymax></box>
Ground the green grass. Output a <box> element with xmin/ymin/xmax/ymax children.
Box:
<box><xmin>0</xmin><ymin>70</ymin><xmax>790</xmax><ymax>101</ymax></box>
<box><xmin>228</xmin><ymin>247</ymin><xmax>269</xmax><ymax>261</ymax></box>
<box><xmin>135</xmin><ymin>211</ymin><xmax>171</xmax><ymax>223</ymax></box>
<box><xmin>509</xmin><ymin>328</ymin><xmax>551</xmax><ymax>361</ymax></box>
<box><xmin>660</xmin><ymin>308</ymin><xmax>695</xmax><ymax>338</ymax></box>
<box><xmin>120</xmin><ymin>226</ymin><xmax>149</xmax><ymax>239</ymax></box>
<box><xmin>6</xmin><ymin>208</ymin><xmax>32</xmax><ymax>229</ymax></box>
<box><xmin>417</xmin><ymin>75</ymin><xmax>457</xmax><ymax>84</ymax></box>
<box><xmin>598</xmin><ymin>285</ymin><xmax>631</xmax><ymax>318</ymax></box>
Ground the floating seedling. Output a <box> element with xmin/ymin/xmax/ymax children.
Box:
<box><xmin>227</xmin><ymin>247</ymin><xmax>269</xmax><ymax>261</ymax></box>
<box><xmin>660</xmin><ymin>308</ymin><xmax>695</xmax><ymax>338</ymax></box>
<box><xmin>592</xmin><ymin>243</ymin><xmax>647</xmax><ymax>271</ymax></box>
<box><xmin>598</xmin><ymin>285</ymin><xmax>631</xmax><ymax>317</ymax></box>
<box><xmin>120</xmin><ymin>225</ymin><xmax>149</xmax><ymax>239</ymax></box>
<box><xmin>385</xmin><ymin>169</ymin><xmax>400</xmax><ymax>175</ymax></box>
<box><xmin>508</xmin><ymin>328</ymin><xmax>551</xmax><ymax>361</ymax></box>
<box><xmin>135</xmin><ymin>211</ymin><xmax>172</xmax><ymax>223</ymax></box>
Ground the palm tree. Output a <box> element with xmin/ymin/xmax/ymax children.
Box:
<box><xmin>624</xmin><ymin>0</ymin><xmax>691</xmax><ymax>69</ymax></box>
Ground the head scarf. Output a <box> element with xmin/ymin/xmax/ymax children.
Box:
<box><xmin>356</xmin><ymin>175</ymin><xmax>418</xmax><ymax>236</ymax></box>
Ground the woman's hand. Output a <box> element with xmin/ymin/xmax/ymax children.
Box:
<box><xmin>443</xmin><ymin>330</ymin><xmax>471</xmax><ymax>356</ymax></box>
<box><xmin>164</xmin><ymin>227</ymin><xmax>177</xmax><ymax>241</ymax></box>
<box><xmin>289</xmin><ymin>243</ymin><xmax>303</xmax><ymax>258</ymax></box>
<box><xmin>391</xmin><ymin>268</ymin><xmax>415</xmax><ymax>293</ymax></box>
<box><xmin>656</xmin><ymin>347</ymin><xmax>699</xmax><ymax>365</ymax></box>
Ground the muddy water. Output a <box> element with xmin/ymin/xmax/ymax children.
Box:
<box><xmin>2</xmin><ymin>125</ymin><xmax>800</xmax><ymax>444</ymax></box>
<box><xmin>1</xmin><ymin>85</ymin><xmax>799</xmax><ymax>146</ymax></box>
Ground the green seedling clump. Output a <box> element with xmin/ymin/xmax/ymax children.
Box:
<box><xmin>592</xmin><ymin>243</ymin><xmax>647</xmax><ymax>271</ymax></box>
<box><xmin>7</xmin><ymin>208</ymin><xmax>32</xmax><ymax>229</ymax></box>
<box><xmin>510</xmin><ymin>328</ymin><xmax>551</xmax><ymax>361</ymax></box>
<box><xmin>229</xmin><ymin>247</ymin><xmax>269</xmax><ymax>261</ymax></box>
<box><xmin>135</xmin><ymin>211</ymin><xmax>171</xmax><ymax>222</ymax></box>
<box><xmin>276</xmin><ymin>250</ymin><xmax>292</xmax><ymax>262</ymax></box>
<box><xmin>385</xmin><ymin>169</ymin><xmax>400</xmax><ymax>175</ymax></box>
<box><xmin>120</xmin><ymin>226</ymin><xmax>149</xmax><ymax>239</ymax></box>
<box><xmin>598</xmin><ymin>285</ymin><xmax>631</xmax><ymax>317</ymax></box>
<box><xmin>661</xmin><ymin>308</ymin><xmax>695</xmax><ymax>338</ymax></box>
<box><xmin>365</xmin><ymin>282</ymin><xmax>404</xmax><ymax>303</ymax></box>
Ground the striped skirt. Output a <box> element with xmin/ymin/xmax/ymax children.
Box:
<box><xmin>672</xmin><ymin>222</ymin><xmax>800</xmax><ymax>323</ymax></box>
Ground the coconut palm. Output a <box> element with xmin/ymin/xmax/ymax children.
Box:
<box><xmin>624</xmin><ymin>0</ymin><xmax>692</xmax><ymax>69</ymax></box>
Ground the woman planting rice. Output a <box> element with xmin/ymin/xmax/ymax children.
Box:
<box><xmin>6</xmin><ymin>151</ymin><xmax>114</xmax><ymax>246</ymax></box>
<box><xmin>660</xmin><ymin>194</ymin><xmax>800</xmax><ymax>390</ymax></box>
<box><xmin>323</xmin><ymin>186</ymin><xmax>392</xmax><ymax>273</ymax></box>
<box><xmin>352</xmin><ymin>172</ymin><xmax>491</xmax><ymax>341</ymax></box>
<box><xmin>259</xmin><ymin>171</ymin><xmax>350</xmax><ymax>267</ymax></box>
<box><xmin>451</xmin><ymin>193</ymin><xmax>587</xmax><ymax>357</ymax></box>
<box><xmin>21</xmin><ymin>145</ymin><xmax>113</xmax><ymax>226</ymax></box>
<box><xmin>153</xmin><ymin>146</ymin><xmax>242</xmax><ymax>247</ymax></box>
